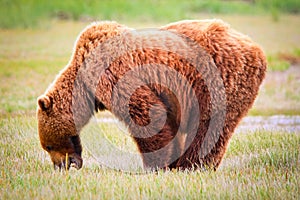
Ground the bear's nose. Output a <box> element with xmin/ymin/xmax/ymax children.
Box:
<box><xmin>69</xmin><ymin>155</ymin><xmax>83</xmax><ymax>169</ymax></box>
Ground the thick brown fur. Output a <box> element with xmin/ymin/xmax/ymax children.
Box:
<box><xmin>37</xmin><ymin>19</ymin><xmax>266</xmax><ymax>170</ymax></box>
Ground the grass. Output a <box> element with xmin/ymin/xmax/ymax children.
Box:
<box><xmin>267</xmin><ymin>54</ymin><xmax>291</xmax><ymax>72</ymax></box>
<box><xmin>266</xmin><ymin>48</ymin><xmax>300</xmax><ymax>72</ymax></box>
<box><xmin>0</xmin><ymin>116</ymin><xmax>299</xmax><ymax>199</ymax></box>
<box><xmin>0</xmin><ymin>11</ymin><xmax>300</xmax><ymax>199</ymax></box>
<box><xmin>1</xmin><ymin>0</ymin><xmax>300</xmax><ymax>28</ymax></box>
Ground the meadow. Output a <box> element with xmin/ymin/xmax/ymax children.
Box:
<box><xmin>0</xmin><ymin>116</ymin><xmax>299</xmax><ymax>199</ymax></box>
<box><xmin>1</xmin><ymin>0</ymin><xmax>300</xmax><ymax>199</ymax></box>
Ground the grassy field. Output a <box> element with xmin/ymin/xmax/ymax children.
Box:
<box><xmin>0</xmin><ymin>117</ymin><xmax>299</xmax><ymax>199</ymax></box>
<box><xmin>0</xmin><ymin>7</ymin><xmax>300</xmax><ymax>200</ymax></box>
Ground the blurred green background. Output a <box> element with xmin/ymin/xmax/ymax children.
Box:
<box><xmin>1</xmin><ymin>0</ymin><xmax>300</xmax><ymax>28</ymax></box>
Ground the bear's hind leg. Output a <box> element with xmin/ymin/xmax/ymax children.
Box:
<box><xmin>133</xmin><ymin>123</ymin><xmax>178</xmax><ymax>171</ymax></box>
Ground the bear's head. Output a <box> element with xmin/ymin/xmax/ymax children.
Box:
<box><xmin>36</xmin><ymin>21</ymin><xmax>127</xmax><ymax>170</ymax></box>
<box><xmin>37</xmin><ymin>94</ymin><xmax>83</xmax><ymax>170</ymax></box>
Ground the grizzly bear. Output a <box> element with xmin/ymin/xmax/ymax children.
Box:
<box><xmin>37</xmin><ymin>19</ymin><xmax>266</xmax><ymax>171</ymax></box>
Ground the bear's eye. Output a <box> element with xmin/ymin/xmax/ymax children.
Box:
<box><xmin>45</xmin><ymin>145</ymin><xmax>53</xmax><ymax>151</ymax></box>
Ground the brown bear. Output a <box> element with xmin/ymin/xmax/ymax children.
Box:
<box><xmin>37</xmin><ymin>19</ymin><xmax>266</xmax><ymax>171</ymax></box>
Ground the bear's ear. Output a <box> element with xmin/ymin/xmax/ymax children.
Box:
<box><xmin>38</xmin><ymin>95</ymin><xmax>52</xmax><ymax>111</ymax></box>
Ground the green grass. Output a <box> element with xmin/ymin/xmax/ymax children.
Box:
<box><xmin>266</xmin><ymin>48</ymin><xmax>300</xmax><ymax>72</ymax></box>
<box><xmin>1</xmin><ymin>0</ymin><xmax>300</xmax><ymax>28</ymax></box>
<box><xmin>0</xmin><ymin>116</ymin><xmax>299</xmax><ymax>199</ymax></box>
<box><xmin>267</xmin><ymin>54</ymin><xmax>291</xmax><ymax>72</ymax></box>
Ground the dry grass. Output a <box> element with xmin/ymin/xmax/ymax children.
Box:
<box><xmin>250</xmin><ymin>65</ymin><xmax>300</xmax><ymax>115</ymax></box>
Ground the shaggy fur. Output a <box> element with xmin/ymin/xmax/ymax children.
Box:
<box><xmin>37</xmin><ymin>20</ymin><xmax>267</xmax><ymax>170</ymax></box>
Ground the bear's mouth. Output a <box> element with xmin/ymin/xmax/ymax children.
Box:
<box><xmin>69</xmin><ymin>155</ymin><xmax>83</xmax><ymax>169</ymax></box>
<box><xmin>53</xmin><ymin>153</ymin><xmax>83</xmax><ymax>170</ymax></box>
<box><xmin>51</xmin><ymin>135</ymin><xmax>83</xmax><ymax>170</ymax></box>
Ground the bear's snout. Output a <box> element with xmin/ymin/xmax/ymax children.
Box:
<box><xmin>50</xmin><ymin>152</ymin><xmax>83</xmax><ymax>170</ymax></box>
<box><xmin>39</xmin><ymin>132</ymin><xmax>83</xmax><ymax>170</ymax></box>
